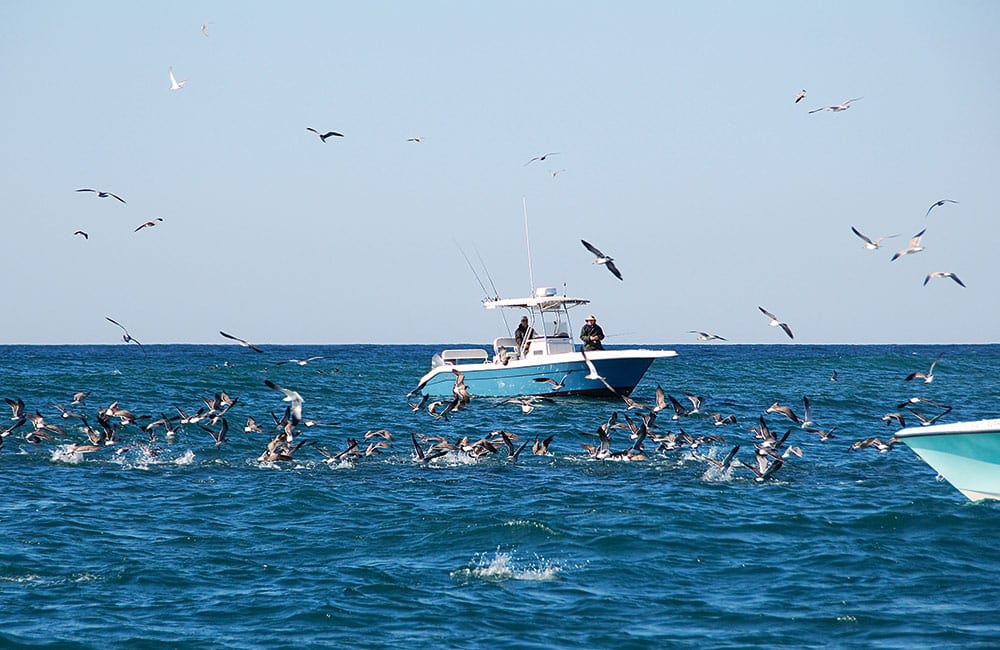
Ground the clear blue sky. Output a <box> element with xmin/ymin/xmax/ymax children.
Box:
<box><xmin>2</xmin><ymin>1</ymin><xmax>997</xmax><ymax>345</ymax></box>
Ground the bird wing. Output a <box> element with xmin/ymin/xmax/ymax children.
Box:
<box><xmin>605</xmin><ymin>260</ymin><xmax>623</xmax><ymax>281</ymax></box>
<box><xmin>105</xmin><ymin>317</ymin><xmax>128</xmax><ymax>333</ymax></box>
<box><xmin>580</xmin><ymin>239</ymin><xmax>605</xmax><ymax>258</ymax></box>
<box><xmin>779</xmin><ymin>323</ymin><xmax>794</xmax><ymax>339</ymax></box>
<box><xmin>108</xmin><ymin>192</ymin><xmax>126</xmax><ymax>204</ymax></box>
<box><xmin>851</xmin><ymin>226</ymin><xmax>874</xmax><ymax>245</ymax></box>
<box><xmin>758</xmin><ymin>306</ymin><xmax>778</xmax><ymax>321</ymax></box>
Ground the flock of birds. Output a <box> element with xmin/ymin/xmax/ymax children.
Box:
<box><xmin>0</xmin><ymin>345</ymin><xmax>952</xmax><ymax>481</ymax></box>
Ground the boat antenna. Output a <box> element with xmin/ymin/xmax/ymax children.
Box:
<box><xmin>454</xmin><ymin>240</ymin><xmax>490</xmax><ymax>300</ymax></box>
<box><xmin>473</xmin><ymin>244</ymin><xmax>500</xmax><ymax>301</ymax></box>
<box><xmin>523</xmin><ymin>197</ymin><xmax>534</xmax><ymax>293</ymax></box>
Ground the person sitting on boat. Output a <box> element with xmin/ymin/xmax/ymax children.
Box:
<box><xmin>515</xmin><ymin>316</ymin><xmax>535</xmax><ymax>354</ymax></box>
<box><xmin>580</xmin><ymin>314</ymin><xmax>605</xmax><ymax>351</ymax></box>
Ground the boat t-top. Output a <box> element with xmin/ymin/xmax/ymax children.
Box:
<box><xmin>411</xmin><ymin>287</ymin><xmax>677</xmax><ymax>398</ymax></box>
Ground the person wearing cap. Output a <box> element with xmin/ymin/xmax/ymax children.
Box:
<box><xmin>580</xmin><ymin>314</ymin><xmax>605</xmax><ymax>351</ymax></box>
<box><xmin>514</xmin><ymin>316</ymin><xmax>535</xmax><ymax>350</ymax></box>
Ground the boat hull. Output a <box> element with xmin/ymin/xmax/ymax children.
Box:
<box><xmin>416</xmin><ymin>349</ymin><xmax>676</xmax><ymax>398</ymax></box>
<box><xmin>896</xmin><ymin>418</ymin><xmax>1000</xmax><ymax>501</ymax></box>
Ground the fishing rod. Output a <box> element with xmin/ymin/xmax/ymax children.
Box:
<box><xmin>454</xmin><ymin>240</ymin><xmax>490</xmax><ymax>300</ymax></box>
<box><xmin>473</xmin><ymin>244</ymin><xmax>500</xmax><ymax>301</ymax></box>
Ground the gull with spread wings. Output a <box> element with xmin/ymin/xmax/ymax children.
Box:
<box><xmin>581</xmin><ymin>239</ymin><xmax>623</xmax><ymax>281</ymax></box>
<box><xmin>219</xmin><ymin>330</ymin><xmax>264</xmax><ymax>353</ymax></box>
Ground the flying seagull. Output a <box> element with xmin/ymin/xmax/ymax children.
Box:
<box><xmin>581</xmin><ymin>239</ymin><xmax>623</xmax><ymax>281</ymax></box>
<box><xmin>925</xmin><ymin>199</ymin><xmax>958</xmax><ymax>218</ymax></box>
<box><xmin>525</xmin><ymin>152</ymin><xmax>560</xmax><ymax>166</ymax></box>
<box><xmin>74</xmin><ymin>230</ymin><xmax>89</xmax><ymax>239</ymax></box>
<box><xmin>168</xmin><ymin>67</ymin><xmax>187</xmax><ymax>91</ymax></box>
<box><xmin>76</xmin><ymin>188</ymin><xmax>126</xmax><ymax>204</ymax></box>
<box><xmin>105</xmin><ymin>316</ymin><xmax>143</xmax><ymax>348</ymax></box>
<box><xmin>200</xmin><ymin>21</ymin><xmax>212</xmax><ymax>37</ymax></box>
<box><xmin>923</xmin><ymin>271</ymin><xmax>965</xmax><ymax>288</ymax></box>
<box><xmin>263</xmin><ymin>379</ymin><xmax>304</xmax><ymax>424</ymax></box>
<box><xmin>851</xmin><ymin>226</ymin><xmax>898</xmax><ymax>250</ymax></box>
<box><xmin>219</xmin><ymin>330</ymin><xmax>264</xmax><ymax>353</ymax></box>
<box><xmin>905</xmin><ymin>352</ymin><xmax>943</xmax><ymax>384</ymax></box>
<box><xmin>306</xmin><ymin>128</ymin><xmax>344</xmax><ymax>142</ymax></box>
<box><xmin>758</xmin><ymin>306</ymin><xmax>794</xmax><ymax>339</ymax></box>
<box><xmin>808</xmin><ymin>97</ymin><xmax>862</xmax><ymax>113</ymax></box>
<box><xmin>794</xmin><ymin>89</ymin><xmax>807</xmax><ymax>103</ymax></box>
<box><xmin>134</xmin><ymin>218</ymin><xmax>164</xmax><ymax>232</ymax></box>
<box><xmin>890</xmin><ymin>229</ymin><xmax>927</xmax><ymax>261</ymax></box>
<box><xmin>689</xmin><ymin>331</ymin><xmax>727</xmax><ymax>341</ymax></box>
<box><xmin>406</xmin><ymin>137</ymin><xmax>423</xmax><ymax>142</ymax></box>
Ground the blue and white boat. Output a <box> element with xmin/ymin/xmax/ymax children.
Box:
<box><xmin>896</xmin><ymin>418</ymin><xmax>1000</xmax><ymax>501</ymax></box>
<box><xmin>412</xmin><ymin>287</ymin><xmax>677</xmax><ymax>398</ymax></box>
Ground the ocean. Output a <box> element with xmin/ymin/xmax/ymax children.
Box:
<box><xmin>2</xmin><ymin>343</ymin><xmax>999</xmax><ymax>648</ymax></box>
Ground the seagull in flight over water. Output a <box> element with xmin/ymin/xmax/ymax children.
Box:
<box><xmin>689</xmin><ymin>331</ymin><xmax>727</xmax><ymax>341</ymax></box>
<box><xmin>76</xmin><ymin>188</ymin><xmax>126</xmax><ymax>204</ymax></box>
<box><xmin>219</xmin><ymin>330</ymin><xmax>264</xmax><ymax>353</ymax></box>
<box><xmin>809</xmin><ymin>97</ymin><xmax>862</xmax><ymax>113</ymax></box>
<box><xmin>925</xmin><ymin>199</ymin><xmax>958</xmax><ymax>218</ymax></box>
<box><xmin>525</xmin><ymin>152</ymin><xmax>560</xmax><ymax>166</ymax></box>
<box><xmin>851</xmin><ymin>226</ymin><xmax>898</xmax><ymax>250</ymax></box>
<box><xmin>306</xmin><ymin>128</ymin><xmax>344</xmax><ymax>142</ymax></box>
<box><xmin>923</xmin><ymin>271</ymin><xmax>965</xmax><ymax>288</ymax></box>
<box><xmin>758</xmin><ymin>307</ymin><xmax>794</xmax><ymax>339</ymax></box>
<box><xmin>105</xmin><ymin>317</ymin><xmax>143</xmax><ymax>349</ymax></box>
<box><xmin>890</xmin><ymin>229</ymin><xmax>927</xmax><ymax>261</ymax></box>
<box><xmin>581</xmin><ymin>239</ymin><xmax>623</xmax><ymax>281</ymax></box>
<box><xmin>168</xmin><ymin>67</ymin><xmax>187</xmax><ymax>91</ymax></box>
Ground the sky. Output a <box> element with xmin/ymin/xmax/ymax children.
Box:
<box><xmin>2</xmin><ymin>1</ymin><xmax>998</xmax><ymax>345</ymax></box>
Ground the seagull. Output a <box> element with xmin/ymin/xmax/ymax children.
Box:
<box><xmin>851</xmin><ymin>226</ymin><xmax>898</xmax><ymax>250</ymax></box>
<box><xmin>581</xmin><ymin>239</ymin><xmax>623</xmax><ymax>281</ymax></box>
<box><xmin>200</xmin><ymin>21</ymin><xmax>212</xmax><ymax>37</ymax></box>
<box><xmin>849</xmin><ymin>437</ymin><xmax>899</xmax><ymax>453</ymax></box>
<box><xmin>758</xmin><ymin>307</ymin><xmax>794</xmax><ymax>339</ymax></box>
<box><xmin>905</xmin><ymin>352</ymin><xmax>943</xmax><ymax>384</ymax></box>
<box><xmin>5</xmin><ymin>397</ymin><xmax>26</xmax><ymax>420</ymax></box>
<box><xmin>804</xmin><ymin>426</ymin><xmax>837</xmax><ymax>441</ymax></box>
<box><xmin>766</xmin><ymin>402</ymin><xmax>801</xmax><ymax>424</ymax></box>
<box><xmin>219</xmin><ymin>330</ymin><xmax>263</xmax><ymax>353</ymax></box>
<box><xmin>525</xmin><ymin>152</ymin><xmax>559</xmax><ymax>166</ymax></box>
<box><xmin>794</xmin><ymin>89</ymin><xmax>807</xmax><ymax>103</ymax></box>
<box><xmin>533</xmin><ymin>371</ymin><xmax>572</xmax><ymax>391</ymax></box>
<box><xmin>74</xmin><ymin>230</ymin><xmax>89</xmax><ymax>239</ymax></box>
<box><xmin>406</xmin><ymin>137</ymin><xmax>423</xmax><ymax>142</ymax></box>
<box><xmin>263</xmin><ymin>379</ymin><xmax>304</xmax><ymax>424</ymax></box>
<box><xmin>925</xmin><ymin>199</ymin><xmax>958</xmax><ymax>218</ymax></box>
<box><xmin>689</xmin><ymin>331</ymin><xmax>726</xmax><ymax>341</ymax></box>
<box><xmin>580</xmin><ymin>347</ymin><xmax>603</xmax><ymax>381</ymax></box>
<box><xmin>923</xmin><ymin>272</ymin><xmax>965</xmax><ymax>288</ymax></box>
<box><xmin>76</xmin><ymin>188</ymin><xmax>126</xmax><ymax>204</ymax></box>
<box><xmin>306</xmin><ymin>128</ymin><xmax>344</xmax><ymax>142</ymax></box>
<box><xmin>830</xmin><ymin>370</ymin><xmax>839</xmax><ymax>382</ymax></box>
<box><xmin>532</xmin><ymin>434</ymin><xmax>555</xmax><ymax>456</ymax></box>
<box><xmin>134</xmin><ymin>218</ymin><xmax>163</xmax><ymax>232</ymax></box>
<box><xmin>890</xmin><ymin>229</ymin><xmax>927</xmax><ymax>261</ymax></box>
<box><xmin>808</xmin><ymin>97</ymin><xmax>862</xmax><ymax>113</ymax></box>
<box><xmin>105</xmin><ymin>316</ymin><xmax>143</xmax><ymax>348</ymax></box>
<box><xmin>168</xmin><ymin>67</ymin><xmax>187</xmax><ymax>91</ymax></box>
<box><xmin>276</xmin><ymin>356</ymin><xmax>327</xmax><ymax>366</ymax></box>
<box><xmin>71</xmin><ymin>391</ymin><xmax>90</xmax><ymax>406</ymax></box>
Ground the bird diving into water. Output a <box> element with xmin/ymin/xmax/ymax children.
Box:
<box><xmin>581</xmin><ymin>239</ymin><xmax>623</xmax><ymax>281</ymax></box>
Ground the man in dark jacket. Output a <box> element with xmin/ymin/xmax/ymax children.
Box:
<box><xmin>580</xmin><ymin>314</ymin><xmax>605</xmax><ymax>351</ymax></box>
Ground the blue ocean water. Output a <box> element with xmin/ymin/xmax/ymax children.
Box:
<box><xmin>2</xmin><ymin>343</ymin><xmax>999</xmax><ymax>648</ymax></box>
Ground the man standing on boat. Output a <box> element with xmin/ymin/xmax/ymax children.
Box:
<box><xmin>515</xmin><ymin>316</ymin><xmax>535</xmax><ymax>356</ymax></box>
<box><xmin>580</xmin><ymin>315</ymin><xmax>605</xmax><ymax>351</ymax></box>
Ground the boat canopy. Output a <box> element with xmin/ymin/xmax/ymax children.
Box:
<box><xmin>483</xmin><ymin>292</ymin><xmax>590</xmax><ymax>312</ymax></box>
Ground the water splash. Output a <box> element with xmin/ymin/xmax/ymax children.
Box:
<box><xmin>451</xmin><ymin>548</ymin><xmax>562</xmax><ymax>583</ymax></box>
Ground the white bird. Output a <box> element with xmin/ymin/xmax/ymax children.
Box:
<box><xmin>905</xmin><ymin>352</ymin><xmax>943</xmax><ymax>384</ymax></box>
<box><xmin>276</xmin><ymin>356</ymin><xmax>327</xmax><ymax>366</ymax></box>
<box><xmin>581</xmin><ymin>239</ymin><xmax>623</xmax><ymax>281</ymax></box>
<box><xmin>925</xmin><ymin>199</ymin><xmax>958</xmax><ymax>218</ymax></box>
<box><xmin>105</xmin><ymin>316</ymin><xmax>143</xmax><ymax>348</ymax></box>
<box><xmin>890</xmin><ymin>229</ymin><xmax>927</xmax><ymax>261</ymax></box>
<box><xmin>851</xmin><ymin>226</ymin><xmax>898</xmax><ymax>250</ymax></box>
<box><xmin>758</xmin><ymin>307</ymin><xmax>794</xmax><ymax>339</ymax></box>
<box><xmin>219</xmin><ymin>330</ymin><xmax>264</xmax><ymax>353</ymax></box>
<box><xmin>168</xmin><ymin>67</ymin><xmax>187</xmax><ymax>91</ymax></box>
<box><xmin>264</xmin><ymin>379</ymin><xmax>304</xmax><ymax>424</ymax></box>
<box><xmin>923</xmin><ymin>272</ymin><xmax>965</xmax><ymax>288</ymax></box>
<box><xmin>794</xmin><ymin>89</ymin><xmax>807</xmax><ymax>103</ymax></box>
<box><xmin>808</xmin><ymin>97</ymin><xmax>862</xmax><ymax>113</ymax></box>
<box><xmin>200</xmin><ymin>22</ymin><xmax>212</xmax><ymax>37</ymax></box>
<box><xmin>76</xmin><ymin>188</ymin><xmax>126</xmax><ymax>204</ymax></box>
